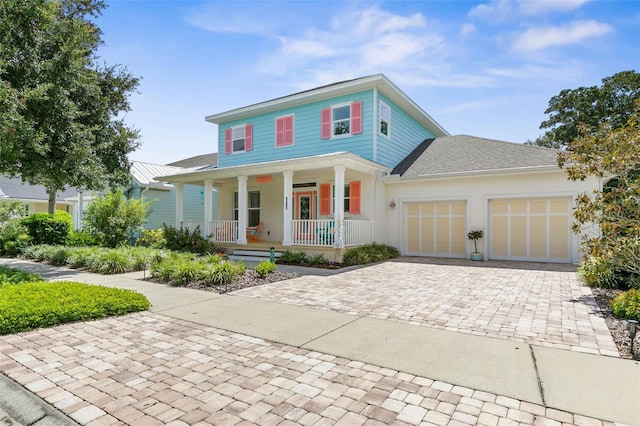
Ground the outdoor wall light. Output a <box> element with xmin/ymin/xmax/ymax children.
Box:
<box><xmin>389</xmin><ymin>199</ymin><xmax>396</xmax><ymax>209</ymax></box>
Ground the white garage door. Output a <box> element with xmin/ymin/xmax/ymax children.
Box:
<box><xmin>405</xmin><ymin>201</ymin><xmax>466</xmax><ymax>258</ymax></box>
<box><xmin>490</xmin><ymin>197</ymin><xmax>572</xmax><ymax>263</ymax></box>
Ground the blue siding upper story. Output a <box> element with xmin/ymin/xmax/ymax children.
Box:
<box><xmin>217</xmin><ymin>88</ymin><xmax>436</xmax><ymax>170</ymax></box>
<box><xmin>375</xmin><ymin>92</ymin><xmax>436</xmax><ymax>168</ymax></box>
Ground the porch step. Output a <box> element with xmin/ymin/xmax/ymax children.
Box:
<box><xmin>228</xmin><ymin>249</ymin><xmax>283</xmax><ymax>263</ymax></box>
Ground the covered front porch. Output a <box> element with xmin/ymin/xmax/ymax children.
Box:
<box><xmin>159</xmin><ymin>153</ymin><xmax>391</xmax><ymax>249</ymax></box>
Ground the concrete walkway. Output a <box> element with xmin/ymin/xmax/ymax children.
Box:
<box><xmin>0</xmin><ymin>258</ymin><xmax>638</xmax><ymax>425</ymax></box>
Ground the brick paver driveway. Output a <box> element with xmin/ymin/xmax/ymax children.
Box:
<box><xmin>0</xmin><ymin>313</ymin><xmax>611</xmax><ymax>425</ymax></box>
<box><xmin>235</xmin><ymin>258</ymin><xmax>619</xmax><ymax>357</ymax></box>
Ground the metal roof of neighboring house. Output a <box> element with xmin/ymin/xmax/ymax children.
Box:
<box><xmin>390</xmin><ymin>135</ymin><xmax>561</xmax><ymax>179</ymax></box>
<box><xmin>205</xmin><ymin>74</ymin><xmax>449</xmax><ymax>137</ymax></box>
<box><xmin>130</xmin><ymin>162</ymin><xmax>192</xmax><ymax>189</ymax></box>
<box><xmin>0</xmin><ymin>175</ymin><xmax>79</xmax><ymax>201</ymax></box>
<box><xmin>166</xmin><ymin>153</ymin><xmax>218</xmax><ymax>168</ymax></box>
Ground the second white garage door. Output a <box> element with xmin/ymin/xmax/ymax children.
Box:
<box><xmin>490</xmin><ymin>197</ymin><xmax>572</xmax><ymax>263</ymax></box>
<box><xmin>405</xmin><ymin>201</ymin><xmax>466</xmax><ymax>258</ymax></box>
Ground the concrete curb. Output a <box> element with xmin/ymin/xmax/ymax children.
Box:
<box><xmin>0</xmin><ymin>373</ymin><xmax>77</xmax><ymax>426</ymax></box>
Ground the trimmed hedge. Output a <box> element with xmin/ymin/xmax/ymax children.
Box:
<box><xmin>0</xmin><ymin>281</ymin><xmax>150</xmax><ymax>335</ymax></box>
<box><xmin>611</xmin><ymin>289</ymin><xmax>640</xmax><ymax>322</ymax></box>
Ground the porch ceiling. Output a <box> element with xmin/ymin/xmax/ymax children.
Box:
<box><xmin>155</xmin><ymin>152</ymin><xmax>390</xmax><ymax>185</ymax></box>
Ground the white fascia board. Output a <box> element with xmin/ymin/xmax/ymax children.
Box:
<box><xmin>383</xmin><ymin>165</ymin><xmax>563</xmax><ymax>184</ymax></box>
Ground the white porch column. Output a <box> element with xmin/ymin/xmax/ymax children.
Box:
<box><xmin>333</xmin><ymin>165</ymin><xmax>346</xmax><ymax>248</ymax></box>
<box><xmin>282</xmin><ymin>171</ymin><xmax>293</xmax><ymax>246</ymax></box>
<box><xmin>175</xmin><ymin>182</ymin><xmax>184</xmax><ymax>228</ymax></box>
<box><xmin>203</xmin><ymin>179</ymin><xmax>213</xmax><ymax>237</ymax></box>
<box><xmin>237</xmin><ymin>176</ymin><xmax>248</xmax><ymax>244</ymax></box>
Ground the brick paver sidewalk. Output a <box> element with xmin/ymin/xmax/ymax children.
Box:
<box><xmin>0</xmin><ymin>313</ymin><xmax>614</xmax><ymax>425</ymax></box>
<box><xmin>235</xmin><ymin>259</ymin><xmax>619</xmax><ymax>357</ymax></box>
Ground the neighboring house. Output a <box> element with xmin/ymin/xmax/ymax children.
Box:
<box><xmin>127</xmin><ymin>155</ymin><xmax>218</xmax><ymax>231</ymax></box>
<box><xmin>0</xmin><ymin>175</ymin><xmax>83</xmax><ymax>227</ymax></box>
<box><xmin>157</xmin><ymin>74</ymin><xmax>598</xmax><ymax>264</ymax></box>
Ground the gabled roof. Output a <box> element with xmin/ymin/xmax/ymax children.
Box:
<box><xmin>205</xmin><ymin>74</ymin><xmax>449</xmax><ymax>137</ymax></box>
<box><xmin>130</xmin><ymin>162</ymin><xmax>192</xmax><ymax>189</ymax></box>
<box><xmin>0</xmin><ymin>175</ymin><xmax>79</xmax><ymax>201</ymax></box>
<box><xmin>390</xmin><ymin>135</ymin><xmax>561</xmax><ymax>179</ymax></box>
<box><xmin>167</xmin><ymin>153</ymin><xmax>218</xmax><ymax>168</ymax></box>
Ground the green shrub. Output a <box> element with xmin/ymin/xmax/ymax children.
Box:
<box><xmin>255</xmin><ymin>260</ymin><xmax>276</xmax><ymax>278</ymax></box>
<box><xmin>67</xmin><ymin>229</ymin><xmax>100</xmax><ymax>247</ymax></box>
<box><xmin>579</xmin><ymin>255</ymin><xmax>619</xmax><ymax>288</ymax></box>
<box><xmin>0</xmin><ymin>266</ymin><xmax>41</xmax><ymax>285</ymax></box>
<box><xmin>84</xmin><ymin>190</ymin><xmax>154</xmax><ymax>248</ymax></box>
<box><xmin>162</xmin><ymin>224</ymin><xmax>217</xmax><ymax>254</ymax></box>
<box><xmin>0</xmin><ymin>219</ymin><xmax>30</xmax><ymax>256</ymax></box>
<box><xmin>610</xmin><ymin>289</ymin><xmax>640</xmax><ymax>321</ymax></box>
<box><xmin>136</xmin><ymin>228</ymin><xmax>166</xmax><ymax>248</ymax></box>
<box><xmin>22</xmin><ymin>212</ymin><xmax>73</xmax><ymax>245</ymax></box>
<box><xmin>0</xmin><ymin>199</ymin><xmax>23</xmax><ymax>223</ymax></box>
<box><xmin>198</xmin><ymin>260</ymin><xmax>247</xmax><ymax>287</ymax></box>
<box><xmin>278</xmin><ymin>250</ymin><xmax>309</xmax><ymax>264</ymax></box>
<box><xmin>0</xmin><ymin>281</ymin><xmax>150</xmax><ymax>335</ymax></box>
<box><xmin>343</xmin><ymin>243</ymin><xmax>400</xmax><ymax>266</ymax></box>
<box><xmin>308</xmin><ymin>253</ymin><xmax>329</xmax><ymax>265</ymax></box>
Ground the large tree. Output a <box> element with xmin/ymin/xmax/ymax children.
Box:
<box><xmin>0</xmin><ymin>0</ymin><xmax>140</xmax><ymax>213</ymax></box>
<box><xmin>539</xmin><ymin>70</ymin><xmax>640</xmax><ymax>148</ymax></box>
<box><xmin>558</xmin><ymin>101</ymin><xmax>640</xmax><ymax>288</ymax></box>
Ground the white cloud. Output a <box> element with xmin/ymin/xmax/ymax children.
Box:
<box><xmin>512</xmin><ymin>20</ymin><xmax>613</xmax><ymax>51</ymax></box>
<box><xmin>469</xmin><ymin>0</ymin><xmax>591</xmax><ymax>22</ymax></box>
<box><xmin>518</xmin><ymin>0</ymin><xmax>590</xmax><ymax>15</ymax></box>
<box><xmin>459</xmin><ymin>23</ymin><xmax>476</xmax><ymax>37</ymax></box>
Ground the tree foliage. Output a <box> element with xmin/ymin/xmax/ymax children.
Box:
<box><xmin>84</xmin><ymin>190</ymin><xmax>154</xmax><ymax>248</ymax></box>
<box><xmin>0</xmin><ymin>0</ymin><xmax>140</xmax><ymax>213</ymax></box>
<box><xmin>540</xmin><ymin>70</ymin><xmax>640</xmax><ymax>148</ymax></box>
<box><xmin>559</xmin><ymin>101</ymin><xmax>640</xmax><ymax>288</ymax></box>
<box><xmin>0</xmin><ymin>199</ymin><xmax>23</xmax><ymax>223</ymax></box>
<box><xmin>524</xmin><ymin>134</ymin><xmax>563</xmax><ymax>150</ymax></box>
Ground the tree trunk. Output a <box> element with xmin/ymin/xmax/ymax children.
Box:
<box><xmin>48</xmin><ymin>190</ymin><xmax>56</xmax><ymax>214</ymax></box>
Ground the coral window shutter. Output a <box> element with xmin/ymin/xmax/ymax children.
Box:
<box><xmin>285</xmin><ymin>116</ymin><xmax>293</xmax><ymax>145</ymax></box>
<box><xmin>351</xmin><ymin>101</ymin><xmax>362</xmax><ymax>135</ymax></box>
<box><xmin>245</xmin><ymin>124</ymin><xmax>253</xmax><ymax>151</ymax></box>
<box><xmin>276</xmin><ymin>117</ymin><xmax>285</xmax><ymax>147</ymax></box>
<box><xmin>350</xmin><ymin>181</ymin><xmax>361</xmax><ymax>214</ymax></box>
<box><xmin>321</xmin><ymin>108</ymin><xmax>332</xmax><ymax>139</ymax></box>
<box><xmin>224</xmin><ymin>128</ymin><xmax>232</xmax><ymax>154</ymax></box>
<box><xmin>320</xmin><ymin>183</ymin><xmax>331</xmax><ymax>215</ymax></box>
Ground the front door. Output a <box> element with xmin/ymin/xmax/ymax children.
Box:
<box><xmin>295</xmin><ymin>191</ymin><xmax>315</xmax><ymax>241</ymax></box>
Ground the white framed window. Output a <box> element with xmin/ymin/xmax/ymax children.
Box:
<box><xmin>232</xmin><ymin>126</ymin><xmax>246</xmax><ymax>152</ymax></box>
<box><xmin>321</xmin><ymin>101</ymin><xmax>362</xmax><ymax>140</ymax></box>
<box><xmin>233</xmin><ymin>191</ymin><xmax>261</xmax><ymax>227</ymax></box>
<box><xmin>332</xmin><ymin>105</ymin><xmax>352</xmax><ymax>136</ymax></box>
<box><xmin>379</xmin><ymin>101</ymin><xmax>390</xmax><ymax>137</ymax></box>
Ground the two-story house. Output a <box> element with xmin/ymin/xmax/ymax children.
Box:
<box><xmin>158</xmin><ymin>74</ymin><xmax>598</xmax><ymax>264</ymax></box>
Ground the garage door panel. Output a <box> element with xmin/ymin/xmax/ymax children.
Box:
<box><xmin>529</xmin><ymin>216</ymin><xmax>548</xmax><ymax>257</ymax></box>
<box><xmin>407</xmin><ymin>217</ymin><xmax>420</xmax><ymax>252</ymax></box>
<box><xmin>490</xmin><ymin>198</ymin><xmax>571</xmax><ymax>263</ymax></box>
<box><xmin>405</xmin><ymin>201</ymin><xmax>466</xmax><ymax>258</ymax></box>
<box><xmin>510</xmin><ymin>216</ymin><xmax>528</xmax><ymax>257</ymax></box>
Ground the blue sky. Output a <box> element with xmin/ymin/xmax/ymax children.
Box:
<box><xmin>97</xmin><ymin>0</ymin><xmax>640</xmax><ymax>165</ymax></box>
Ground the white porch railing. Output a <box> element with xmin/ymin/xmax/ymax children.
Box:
<box><xmin>291</xmin><ymin>219</ymin><xmax>373</xmax><ymax>247</ymax></box>
<box><xmin>210</xmin><ymin>220</ymin><xmax>238</xmax><ymax>243</ymax></box>
<box><xmin>343</xmin><ymin>220</ymin><xmax>374</xmax><ymax>247</ymax></box>
<box><xmin>209</xmin><ymin>219</ymin><xmax>373</xmax><ymax>247</ymax></box>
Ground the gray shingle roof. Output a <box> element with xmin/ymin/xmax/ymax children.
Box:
<box><xmin>392</xmin><ymin>135</ymin><xmax>561</xmax><ymax>178</ymax></box>
<box><xmin>0</xmin><ymin>175</ymin><xmax>79</xmax><ymax>201</ymax></box>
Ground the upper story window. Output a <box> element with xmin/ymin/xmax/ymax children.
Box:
<box><xmin>275</xmin><ymin>115</ymin><xmax>294</xmax><ymax>147</ymax></box>
<box><xmin>321</xmin><ymin>101</ymin><xmax>362</xmax><ymax>139</ymax></box>
<box><xmin>224</xmin><ymin>124</ymin><xmax>253</xmax><ymax>154</ymax></box>
<box><xmin>379</xmin><ymin>102</ymin><xmax>390</xmax><ymax>137</ymax></box>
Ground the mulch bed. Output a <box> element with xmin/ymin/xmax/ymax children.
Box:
<box><xmin>591</xmin><ymin>287</ymin><xmax>639</xmax><ymax>360</ymax></box>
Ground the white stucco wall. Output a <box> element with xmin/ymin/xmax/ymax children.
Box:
<box><xmin>383</xmin><ymin>169</ymin><xmax>600</xmax><ymax>264</ymax></box>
